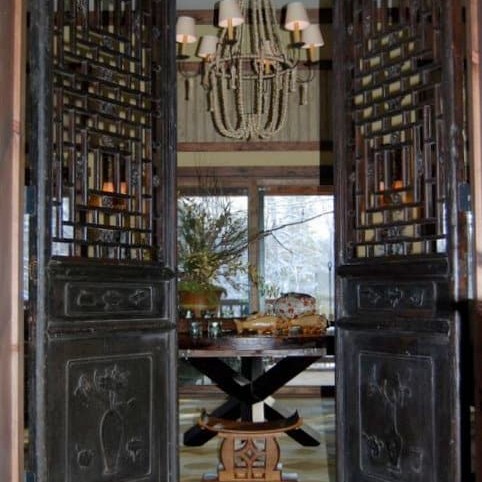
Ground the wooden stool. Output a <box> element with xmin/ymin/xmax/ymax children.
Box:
<box><xmin>197</xmin><ymin>411</ymin><xmax>302</xmax><ymax>482</ymax></box>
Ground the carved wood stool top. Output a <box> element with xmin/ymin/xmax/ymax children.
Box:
<box><xmin>198</xmin><ymin>411</ymin><xmax>302</xmax><ymax>435</ymax></box>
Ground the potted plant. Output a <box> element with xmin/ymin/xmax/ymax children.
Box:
<box><xmin>177</xmin><ymin>194</ymin><xmax>249</xmax><ymax>317</ymax></box>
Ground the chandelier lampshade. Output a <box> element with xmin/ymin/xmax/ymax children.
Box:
<box><xmin>284</xmin><ymin>2</ymin><xmax>310</xmax><ymax>44</ymax></box>
<box><xmin>197</xmin><ymin>35</ymin><xmax>218</xmax><ymax>60</ymax></box>
<box><xmin>176</xmin><ymin>16</ymin><xmax>197</xmax><ymax>58</ymax></box>
<box><xmin>301</xmin><ymin>24</ymin><xmax>324</xmax><ymax>62</ymax></box>
<box><xmin>218</xmin><ymin>0</ymin><xmax>245</xmax><ymax>40</ymax></box>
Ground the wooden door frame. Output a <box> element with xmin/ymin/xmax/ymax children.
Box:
<box><xmin>0</xmin><ymin>0</ymin><xmax>26</xmax><ymax>481</ymax></box>
<box><xmin>1</xmin><ymin>2</ymin><xmax>480</xmax><ymax>481</ymax></box>
<box><xmin>467</xmin><ymin>1</ymin><xmax>482</xmax><ymax>480</ymax></box>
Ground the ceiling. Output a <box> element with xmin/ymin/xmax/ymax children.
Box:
<box><xmin>176</xmin><ymin>0</ymin><xmax>332</xmax><ymax>9</ymax></box>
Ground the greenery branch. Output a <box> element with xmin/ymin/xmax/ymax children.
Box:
<box><xmin>177</xmin><ymin>195</ymin><xmax>249</xmax><ymax>291</ymax></box>
<box><xmin>178</xmin><ymin>180</ymin><xmax>333</xmax><ymax>294</ymax></box>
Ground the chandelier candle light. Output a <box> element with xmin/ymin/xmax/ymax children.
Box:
<box><xmin>175</xmin><ymin>16</ymin><xmax>197</xmax><ymax>59</ymax></box>
<box><xmin>175</xmin><ymin>0</ymin><xmax>324</xmax><ymax>140</ymax></box>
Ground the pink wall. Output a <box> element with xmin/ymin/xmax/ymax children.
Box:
<box><xmin>0</xmin><ymin>1</ymin><xmax>25</xmax><ymax>480</ymax></box>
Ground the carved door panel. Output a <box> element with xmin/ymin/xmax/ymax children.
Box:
<box><xmin>333</xmin><ymin>1</ymin><xmax>471</xmax><ymax>481</ymax></box>
<box><xmin>27</xmin><ymin>1</ymin><xmax>177</xmax><ymax>481</ymax></box>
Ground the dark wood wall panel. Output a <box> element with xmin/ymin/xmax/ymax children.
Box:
<box><xmin>47</xmin><ymin>264</ymin><xmax>172</xmax><ymax>328</ymax></box>
<box><xmin>46</xmin><ymin>333</ymin><xmax>172</xmax><ymax>482</ymax></box>
<box><xmin>356</xmin><ymin>281</ymin><xmax>436</xmax><ymax>313</ymax></box>
<box><xmin>339</xmin><ymin>326</ymin><xmax>454</xmax><ymax>482</ymax></box>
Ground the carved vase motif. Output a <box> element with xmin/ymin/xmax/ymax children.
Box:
<box><xmin>100</xmin><ymin>408</ymin><xmax>124</xmax><ymax>474</ymax></box>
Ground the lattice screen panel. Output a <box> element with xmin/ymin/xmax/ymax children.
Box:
<box><xmin>347</xmin><ymin>0</ymin><xmax>446</xmax><ymax>259</ymax></box>
<box><xmin>51</xmin><ymin>0</ymin><xmax>160</xmax><ymax>261</ymax></box>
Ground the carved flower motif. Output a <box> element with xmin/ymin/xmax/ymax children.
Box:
<box><xmin>102</xmin><ymin>289</ymin><xmax>123</xmax><ymax>308</ymax></box>
<box><xmin>77</xmin><ymin>447</ymin><xmax>94</xmax><ymax>468</ymax></box>
<box><xmin>95</xmin><ymin>365</ymin><xmax>129</xmax><ymax>394</ymax></box>
<box><xmin>74</xmin><ymin>373</ymin><xmax>95</xmax><ymax>400</ymax></box>
<box><xmin>387</xmin><ymin>287</ymin><xmax>403</xmax><ymax>307</ymax></box>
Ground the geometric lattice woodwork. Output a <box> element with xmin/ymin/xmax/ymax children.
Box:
<box><xmin>51</xmin><ymin>2</ymin><xmax>161</xmax><ymax>261</ymax></box>
<box><xmin>347</xmin><ymin>1</ymin><xmax>447</xmax><ymax>258</ymax></box>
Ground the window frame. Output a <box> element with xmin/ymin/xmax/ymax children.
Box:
<box><xmin>177</xmin><ymin>166</ymin><xmax>334</xmax><ymax>313</ymax></box>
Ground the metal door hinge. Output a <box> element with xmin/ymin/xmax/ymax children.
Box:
<box><xmin>458</xmin><ymin>182</ymin><xmax>471</xmax><ymax>212</ymax></box>
<box><xmin>24</xmin><ymin>471</ymin><xmax>36</xmax><ymax>482</ymax></box>
<box><xmin>24</xmin><ymin>185</ymin><xmax>36</xmax><ymax>215</ymax></box>
<box><xmin>29</xmin><ymin>256</ymin><xmax>38</xmax><ymax>282</ymax></box>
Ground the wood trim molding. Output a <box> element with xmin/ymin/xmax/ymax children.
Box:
<box><xmin>176</xmin><ymin>8</ymin><xmax>333</xmax><ymax>25</ymax></box>
<box><xmin>178</xmin><ymin>141</ymin><xmax>334</xmax><ymax>152</ymax></box>
<box><xmin>178</xmin><ymin>165</ymin><xmax>320</xmax><ymax>178</ymax></box>
<box><xmin>177</xmin><ymin>165</ymin><xmax>334</xmax><ymax>187</ymax></box>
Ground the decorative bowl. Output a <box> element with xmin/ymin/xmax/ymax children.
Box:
<box><xmin>273</xmin><ymin>292</ymin><xmax>316</xmax><ymax>319</ymax></box>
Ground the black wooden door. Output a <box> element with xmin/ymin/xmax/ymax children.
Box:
<box><xmin>27</xmin><ymin>1</ymin><xmax>177</xmax><ymax>481</ymax></box>
<box><xmin>333</xmin><ymin>1</ymin><xmax>472</xmax><ymax>481</ymax></box>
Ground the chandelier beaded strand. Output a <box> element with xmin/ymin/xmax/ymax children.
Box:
<box><xmin>208</xmin><ymin>0</ymin><xmax>297</xmax><ymax>140</ymax></box>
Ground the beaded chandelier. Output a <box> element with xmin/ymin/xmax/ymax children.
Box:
<box><xmin>176</xmin><ymin>0</ymin><xmax>324</xmax><ymax>141</ymax></box>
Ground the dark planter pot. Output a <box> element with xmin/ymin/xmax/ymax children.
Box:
<box><xmin>178</xmin><ymin>287</ymin><xmax>224</xmax><ymax>317</ymax></box>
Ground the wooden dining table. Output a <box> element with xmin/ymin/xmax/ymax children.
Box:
<box><xmin>178</xmin><ymin>331</ymin><xmax>328</xmax><ymax>447</ymax></box>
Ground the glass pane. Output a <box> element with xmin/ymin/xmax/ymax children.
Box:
<box><xmin>262</xmin><ymin>194</ymin><xmax>334</xmax><ymax>321</ymax></box>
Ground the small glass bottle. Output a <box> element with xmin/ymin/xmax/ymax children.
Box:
<box><xmin>208</xmin><ymin>319</ymin><xmax>221</xmax><ymax>338</ymax></box>
<box><xmin>189</xmin><ymin>319</ymin><xmax>202</xmax><ymax>338</ymax></box>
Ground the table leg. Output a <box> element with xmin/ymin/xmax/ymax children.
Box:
<box><xmin>240</xmin><ymin>357</ymin><xmax>264</xmax><ymax>420</ymax></box>
<box><xmin>186</xmin><ymin>357</ymin><xmax>252</xmax><ymax>398</ymax></box>
<box><xmin>264</xmin><ymin>400</ymin><xmax>321</xmax><ymax>446</ymax></box>
<box><xmin>253</xmin><ymin>356</ymin><xmax>322</xmax><ymax>446</ymax></box>
<box><xmin>250</xmin><ymin>356</ymin><xmax>322</xmax><ymax>401</ymax></box>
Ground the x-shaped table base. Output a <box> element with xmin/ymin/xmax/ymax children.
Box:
<box><xmin>182</xmin><ymin>355</ymin><xmax>322</xmax><ymax>446</ymax></box>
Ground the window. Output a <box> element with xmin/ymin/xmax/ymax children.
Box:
<box><xmin>260</xmin><ymin>193</ymin><xmax>334</xmax><ymax>319</ymax></box>
<box><xmin>177</xmin><ymin>169</ymin><xmax>334</xmax><ymax>318</ymax></box>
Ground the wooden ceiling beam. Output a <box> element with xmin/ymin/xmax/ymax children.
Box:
<box><xmin>178</xmin><ymin>141</ymin><xmax>333</xmax><ymax>152</ymax></box>
<box><xmin>177</xmin><ymin>165</ymin><xmax>334</xmax><ymax>187</ymax></box>
<box><xmin>176</xmin><ymin>8</ymin><xmax>332</xmax><ymax>25</ymax></box>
